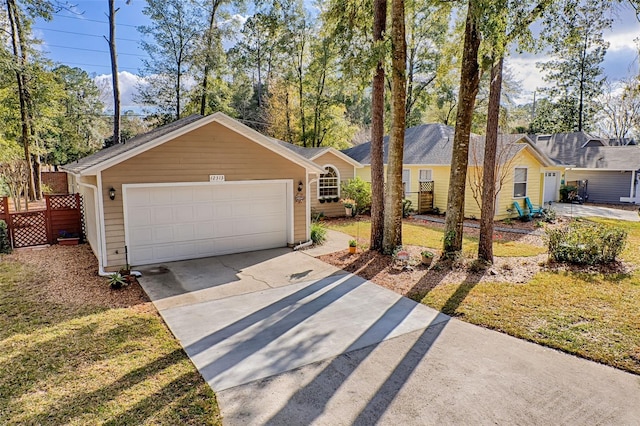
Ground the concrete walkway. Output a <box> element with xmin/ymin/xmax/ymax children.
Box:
<box><xmin>138</xmin><ymin>243</ymin><xmax>640</xmax><ymax>425</ymax></box>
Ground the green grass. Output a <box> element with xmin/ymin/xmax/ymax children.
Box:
<box><xmin>0</xmin><ymin>261</ymin><xmax>221</xmax><ymax>425</ymax></box>
<box><xmin>326</xmin><ymin>219</ymin><xmax>546</xmax><ymax>257</ymax></box>
<box><xmin>421</xmin><ymin>271</ymin><xmax>640</xmax><ymax>374</ymax></box>
<box><xmin>420</xmin><ymin>217</ymin><xmax>640</xmax><ymax>375</ymax></box>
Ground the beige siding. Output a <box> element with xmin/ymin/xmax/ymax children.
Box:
<box><xmin>100</xmin><ymin>122</ymin><xmax>307</xmax><ymax>268</ymax></box>
<box><xmin>311</xmin><ymin>152</ymin><xmax>356</xmax><ymax>217</ymax></box>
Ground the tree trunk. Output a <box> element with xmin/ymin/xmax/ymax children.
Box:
<box><xmin>478</xmin><ymin>56</ymin><xmax>503</xmax><ymax>263</ymax></box>
<box><xmin>108</xmin><ymin>0</ymin><xmax>121</xmax><ymax>145</ymax></box>
<box><xmin>370</xmin><ymin>0</ymin><xmax>387</xmax><ymax>251</ymax></box>
<box><xmin>6</xmin><ymin>0</ymin><xmax>36</xmax><ymax>201</ymax></box>
<box><xmin>443</xmin><ymin>0</ymin><xmax>481</xmax><ymax>257</ymax></box>
<box><xmin>382</xmin><ymin>0</ymin><xmax>407</xmax><ymax>254</ymax></box>
<box><xmin>200</xmin><ymin>0</ymin><xmax>221</xmax><ymax>116</ymax></box>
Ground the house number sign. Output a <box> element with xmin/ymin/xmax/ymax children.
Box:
<box><xmin>209</xmin><ymin>175</ymin><xmax>225</xmax><ymax>182</ymax></box>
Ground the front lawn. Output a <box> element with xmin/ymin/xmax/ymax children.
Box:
<box><xmin>322</xmin><ymin>217</ymin><xmax>640</xmax><ymax>375</ymax></box>
<box><xmin>0</xmin><ymin>254</ymin><xmax>221</xmax><ymax>425</ymax></box>
<box><xmin>326</xmin><ymin>218</ymin><xmax>546</xmax><ymax>257</ymax></box>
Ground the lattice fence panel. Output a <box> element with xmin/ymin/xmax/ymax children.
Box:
<box><xmin>79</xmin><ymin>194</ymin><xmax>86</xmax><ymax>241</ymax></box>
<box><xmin>419</xmin><ymin>181</ymin><xmax>434</xmax><ymax>192</ymax></box>
<box><xmin>48</xmin><ymin>194</ymin><xmax>79</xmax><ymax>210</ymax></box>
<box><xmin>0</xmin><ymin>197</ymin><xmax>7</xmax><ymax>216</ymax></box>
<box><xmin>11</xmin><ymin>211</ymin><xmax>48</xmax><ymax>248</ymax></box>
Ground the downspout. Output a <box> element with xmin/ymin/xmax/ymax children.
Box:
<box><xmin>76</xmin><ymin>177</ymin><xmax>112</xmax><ymax>277</ymax></box>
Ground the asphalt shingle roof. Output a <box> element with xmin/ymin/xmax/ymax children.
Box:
<box><xmin>342</xmin><ymin>124</ymin><xmax>532</xmax><ymax>166</ymax></box>
<box><xmin>530</xmin><ymin>132</ymin><xmax>640</xmax><ymax>170</ymax></box>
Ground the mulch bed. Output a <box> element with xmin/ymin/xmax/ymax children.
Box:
<box><xmin>5</xmin><ymin>244</ymin><xmax>153</xmax><ymax>312</ymax></box>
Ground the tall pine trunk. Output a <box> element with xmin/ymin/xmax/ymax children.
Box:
<box><xmin>7</xmin><ymin>0</ymin><xmax>36</xmax><ymax>201</ymax></box>
<box><xmin>108</xmin><ymin>0</ymin><xmax>121</xmax><ymax>145</ymax></box>
<box><xmin>478</xmin><ymin>56</ymin><xmax>503</xmax><ymax>263</ymax></box>
<box><xmin>443</xmin><ymin>0</ymin><xmax>481</xmax><ymax>257</ymax></box>
<box><xmin>382</xmin><ymin>0</ymin><xmax>406</xmax><ymax>253</ymax></box>
<box><xmin>370</xmin><ymin>0</ymin><xmax>387</xmax><ymax>251</ymax></box>
<box><xmin>200</xmin><ymin>0</ymin><xmax>221</xmax><ymax>116</ymax></box>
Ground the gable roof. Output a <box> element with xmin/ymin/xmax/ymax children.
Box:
<box><xmin>531</xmin><ymin>132</ymin><xmax>640</xmax><ymax>170</ymax></box>
<box><xmin>62</xmin><ymin>112</ymin><xmax>325</xmax><ymax>175</ymax></box>
<box><xmin>342</xmin><ymin>124</ymin><xmax>556</xmax><ymax>167</ymax></box>
<box><xmin>273</xmin><ymin>140</ymin><xmax>363</xmax><ymax>168</ymax></box>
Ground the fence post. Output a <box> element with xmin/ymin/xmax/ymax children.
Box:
<box><xmin>45</xmin><ymin>194</ymin><xmax>53</xmax><ymax>244</ymax></box>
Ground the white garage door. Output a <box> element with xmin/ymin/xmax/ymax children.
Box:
<box><xmin>124</xmin><ymin>181</ymin><xmax>289</xmax><ymax>265</ymax></box>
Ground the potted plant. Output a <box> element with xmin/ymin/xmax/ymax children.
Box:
<box><xmin>57</xmin><ymin>230</ymin><xmax>80</xmax><ymax>245</ymax></box>
<box><xmin>319</xmin><ymin>197</ymin><xmax>326</xmax><ymax>203</ymax></box>
<box><xmin>341</xmin><ymin>198</ymin><xmax>355</xmax><ymax>217</ymax></box>
<box><xmin>348</xmin><ymin>239</ymin><xmax>357</xmax><ymax>254</ymax></box>
<box><xmin>421</xmin><ymin>250</ymin><xmax>434</xmax><ymax>266</ymax></box>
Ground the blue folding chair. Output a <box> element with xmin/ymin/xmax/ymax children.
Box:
<box><xmin>512</xmin><ymin>201</ymin><xmax>530</xmax><ymax>219</ymax></box>
<box><xmin>525</xmin><ymin>197</ymin><xmax>544</xmax><ymax>217</ymax></box>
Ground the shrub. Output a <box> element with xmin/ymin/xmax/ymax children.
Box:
<box><xmin>0</xmin><ymin>220</ymin><xmax>11</xmax><ymax>254</ymax></box>
<box><xmin>340</xmin><ymin>177</ymin><xmax>371</xmax><ymax>214</ymax></box>
<box><xmin>546</xmin><ymin>221</ymin><xmax>627</xmax><ymax>265</ymax></box>
<box><xmin>402</xmin><ymin>199</ymin><xmax>413</xmax><ymax>218</ymax></box>
<box><xmin>349</xmin><ymin>239</ymin><xmax>357</xmax><ymax>247</ymax></box>
<box><xmin>559</xmin><ymin>185</ymin><xmax>577</xmax><ymax>202</ymax></box>
<box><xmin>310</xmin><ymin>222</ymin><xmax>327</xmax><ymax>245</ymax></box>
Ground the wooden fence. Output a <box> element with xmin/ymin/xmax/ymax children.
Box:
<box><xmin>0</xmin><ymin>194</ymin><xmax>83</xmax><ymax>248</ymax></box>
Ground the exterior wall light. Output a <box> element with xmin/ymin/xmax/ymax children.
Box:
<box><xmin>109</xmin><ymin>187</ymin><xmax>116</xmax><ymax>201</ymax></box>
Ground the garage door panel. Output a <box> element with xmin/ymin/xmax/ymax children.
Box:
<box><xmin>213</xmin><ymin>186</ymin><xmax>234</xmax><ymax>201</ymax></box>
<box><xmin>150</xmin><ymin>189</ymin><xmax>172</xmax><ymax>205</ymax></box>
<box><xmin>131</xmin><ymin>227</ymin><xmax>153</xmax><ymax>244</ymax></box>
<box><xmin>195</xmin><ymin>205</ymin><xmax>214</xmax><ymax>220</ymax></box>
<box><xmin>125</xmin><ymin>182</ymin><xmax>289</xmax><ymax>265</ymax></box>
<box><xmin>152</xmin><ymin>207</ymin><xmax>174</xmax><ymax>225</ymax></box>
<box><xmin>128</xmin><ymin>208</ymin><xmax>151</xmax><ymax>226</ymax></box>
<box><xmin>175</xmin><ymin>206</ymin><xmax>194</xmax><ymax>222</ymax></box>
<box><xmin>154</xmin><ymin>225</ymin><xmax>175</xmax><ymax>243</ymax></box>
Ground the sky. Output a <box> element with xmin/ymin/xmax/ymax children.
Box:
<box><xmin>34</xmin><ymin>1</ymin><xmax>640</xmax><ymax>110</ymax></box>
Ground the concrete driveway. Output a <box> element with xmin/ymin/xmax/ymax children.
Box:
<box><xmin>553</xmin><ymin>202</ymin><xmax>640</xmax><ymax>221</ymax></box>
<box><xmin>138</xmin><ymin>247</ymin><xmax>640</xmax><ymax>425</ymax></box>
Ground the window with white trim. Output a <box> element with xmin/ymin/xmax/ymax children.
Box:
<box><xmin>513</xmin><ymin>167</ymin><xmax>527</xmax><ymax>197</ymax></box>
<box><xmin>402</xmin><ymin>169</ymin><xmax>410</xmax><ymax>195</ymax></box>
<box><xmin>319</xmin><ymin>166</ymin><xmax>339</xmax><ymax>197</ymax></box>
<box><xmin>419</xmin><ymin>169</ymin><xmax>433</xmax><ymax>181</ymax></box>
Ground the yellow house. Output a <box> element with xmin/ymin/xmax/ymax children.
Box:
<box><xmin>342</xmin><ymin>124</ymin><xmax>564</xmax><ymax>220</ymax></box>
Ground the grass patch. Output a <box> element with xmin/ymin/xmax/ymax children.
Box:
<box><xmin>326</xmin><ymin>220</ymin><xmax>545</xmax><ymax>257</ymax></box>
<box><xmin>0</xmin><ymin>260</ymin><xmax>221</xmax><ymax>425</ymax></box>
<box><xmin>421</xmin><ymin>271</ymin><xmax>640</xmax><ymax>374</ymax></box>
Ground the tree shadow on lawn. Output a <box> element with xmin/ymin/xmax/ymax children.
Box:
<box><xmin>405</xmin><ymin>258</ymin><xmax>485</xmax><ymax>317</ymax></box>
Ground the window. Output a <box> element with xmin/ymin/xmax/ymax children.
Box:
<box><xmin>319</xmin><ymin>166</ymin><xmax>339</xmax><ymax>197</ymax></box>
<box><xmin>513</xmin><ymin>167</ymin><xmax>527</xmax><ymax>197</ymax></box>
<box><xmin>402</xmin><ymin>169</ymin><xmax>410</xmax><ymax>195</ymax></box>
<box><xmin>419</xmin><ymin>169</ymin><xmax>433</xmax><ymax>181</ymax></box>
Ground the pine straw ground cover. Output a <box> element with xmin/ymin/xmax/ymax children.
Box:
<box><xmin>0</xmin><ymin>245</ymin><xmax>221</xmax><ymax>425</ymax></box>
<box><xmin>321</xmin><ymin>217</ymin><xmax>640</xmax><ymax>376</ymax></box>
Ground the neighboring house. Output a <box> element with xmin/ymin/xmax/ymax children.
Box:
<box><xmin>343</xmin><ymin>124</ymin><xmax>562</xmax><ymax>220</ymax></box>
<box><xmin>62</xmin><ymin>112</ymin><xmax>326</xmax><ymax>271</ymax></box>
<box><xmin>531</xmin><ymin>133</ymin><xmax>640</xmax><ymax>204</ymax></box>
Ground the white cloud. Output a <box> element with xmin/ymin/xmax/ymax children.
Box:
<box><xmin>506</xmin><ymin>55</ymin><xmax>550</xmax><ymax>103</ymax></box>
<box><xmin>94</xmin><ymin>71</ymin><xmax>147</xmax><ymax>111</ymax></box>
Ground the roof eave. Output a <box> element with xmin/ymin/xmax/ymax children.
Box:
<box><xmin>311</xmin><ymin>148</ymin><xmax>364</xmax><ymax>168</ymax></box>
